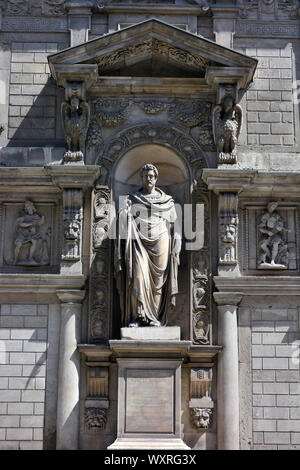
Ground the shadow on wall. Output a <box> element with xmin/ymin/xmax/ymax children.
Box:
<box><xmin>7</xmin><ymin>78</ymin><xmax>65</xmax><ymax>152</ymax></box>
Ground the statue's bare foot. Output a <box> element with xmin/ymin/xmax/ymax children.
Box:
<box><xmin>149</xmin><ymin>320</ymin><xmax>161</xmax><ymax>327</ymax></box>
<box><xmin>128</xmin><ymin>322</ymin><xmax>139</xmax><ymax>328</ymax></box>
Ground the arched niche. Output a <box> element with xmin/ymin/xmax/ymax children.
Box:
<box><xmin>113</xmin><ymin>143</ymin><xmax>190</xmax><ymax>208</ymax></box>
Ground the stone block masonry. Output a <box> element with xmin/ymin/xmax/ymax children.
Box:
<box><xmin>245</xmin><ymin>45</ymin><xmax>295</xmax><ymax>147</ymax></box>
<box><xmin>8</xmin><ymin>43</ymin><xmax>58</xmax><ymax>142</ymax></box>
<box><xmin>251</xmin><ymin>307</ymin><xmax>300</xmax><ymax>450</ymax></box>
<box><xmin>0</xmin><ymin>304</ymin><xmax>48</xmax><ymax>450</ymax></box>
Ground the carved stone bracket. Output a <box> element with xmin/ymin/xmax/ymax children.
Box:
<box><xmin>189</xmin><ymin>368</ymin><xmax>214</xmax><ymax>430</ymax></box>
<box><xmin>62</xmin><ymin>188</ymin><xmax>83</xmax><ymax>262</ymax></box>
<box><xmin>218</xmin><ymin>192</ymin><xmax>238</xmax><ymax>267</ymax></box>
<box><xmin>85</xmin><ymin>365</ymin><xmax>109</xmax><ymax>432</ymax></box>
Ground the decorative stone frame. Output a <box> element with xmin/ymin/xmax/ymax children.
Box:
<box><xmin>0</xmin><ymin>194</ymin><xmax>62</xmax><ymax>273</ymax></box>
<box><xmin>239</xmin><ymin>200</ymin><xmax>300</xmax><ymax>275</ymax></box>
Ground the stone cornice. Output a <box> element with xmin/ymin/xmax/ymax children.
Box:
<box><xmin>49</xmin><ymin>64</ymin><xmax>98</xmax><ymax>90</ymax></box>
<box><xmin>96</xmin><ymin>5</ymin><xmax>205</xmax><ymax>15</ymax></box>
<box><xmin>0</xmin><ymin>274</ymin><xmax>86</xmax><ymax>293</ymax></box>
<box><xmin>46</xmin><ymin>165</ymin><xmax>100</xmax><ymax>189</ymax></box>
<box><xmin>0</xmin><ymin>166</ymin><xmax>100</xmax><ymax>189</ymax></box>
<box><xmin>202</xmin><ymin>169</ymin><xmax>300</xmax><ymax>195</ymax></box>
<box><xmin>109</xmin><ymin>340</ymin><xmax>192</xmax><ymax>359</ymax></box>
<box><xmin>214</xmin><ymin>276</ymin><xmax>300</xmax><ymax>296</ymax></box>
<box><xmin>202</xmin><ymin>169</ymin><xmax>255</xmax><ymax>194</ymax></box>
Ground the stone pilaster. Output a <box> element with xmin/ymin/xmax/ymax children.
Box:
<box><xmin>56</xmin><ymin>289</ymin><xmax>85</xmax><ymax>450</ymax></box>
<box><xmin>66</xmin><ymin>0</ymin><xmax>93</xmax><ymax>47</ymax></box>
<box><xmin>211</xmin><ymin>5</ymin><xmax>236</xmax><ymax>49</ymax></box>
<box><xmin>213</xmin><ymin>292</ymin><xmax>242</xmax><ymax>450</ymax></box>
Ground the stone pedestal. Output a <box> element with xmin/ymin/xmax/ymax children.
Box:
<box><xmin>108</xmin><ymin>328</ymin><xmax>191</xmax><ymax>450</ymax></box>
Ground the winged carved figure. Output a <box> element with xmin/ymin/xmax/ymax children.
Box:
<box><xmin>61</xmin><ymin>90</ymin><xmax>90</xmax><ymax>162</ymax></box>
<box><xmin>212</xmin><ymin>95</ymin><xmax>242</xmax><ymax>164</ymax></box>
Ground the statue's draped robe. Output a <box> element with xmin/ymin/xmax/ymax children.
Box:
<box><xmin>115</xmin><ymin>188</ymin><xmax>180</xmax><ymax>326</ymax></box>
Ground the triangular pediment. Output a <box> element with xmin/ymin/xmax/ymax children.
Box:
<box><xmin>49</xmin><ymin>19</ymin><xmax>257</xmax><ymax>80</ymax></box>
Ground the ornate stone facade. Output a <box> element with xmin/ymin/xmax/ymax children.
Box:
<box><xmin>0</xmin><ymin>0</ymin><xmax>299</xmax><ymax>453</ymax></box>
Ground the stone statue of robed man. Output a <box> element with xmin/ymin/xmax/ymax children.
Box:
<box><xmin>114</xmin><ymin>164</ymin><xmax>181</xmax><ymax>328</ymax></box>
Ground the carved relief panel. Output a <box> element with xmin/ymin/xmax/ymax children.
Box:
<box><xmin>191</xmin><ymin>179</ymin><xmax>212</xmax><ymax>345</ymax></box>
<box><xmin>85</xmin><ymin>366</ymin><xmax>109</xmax><ymax>432</ymax></box>
<box><xmin>241</xmin><ymin>201</ymin><xmax>299</xmax><ymax>273</ymax></box>
<box><xmin>88</xmin><ymin>185</ymin><xmax>113</xmax><ymax>342</ymax></box>
<box><xmin>0</xmin><ymin>197</ymin><xmax>61</xmax><ymax>272</ymax></box>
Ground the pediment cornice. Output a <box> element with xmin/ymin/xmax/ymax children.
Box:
<box><xmin>48</xmin><ymin>19</ymin><xmax>257</xmax><ymax>92</ymax></box>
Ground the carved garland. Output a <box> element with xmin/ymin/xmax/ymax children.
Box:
<box><xmin>5</xmin><ymin>0</ymin><xmax>66</xmax><ymax>16</ymax></box>
<box><xmin>96</xmin><ymin>38</ymin><xmax>211</xmax><ymax>74</ymax></box>
<box><xmin>237</xmin><ymin>0</ymin><xmax>299</xmax><ymax>19</ymax></box>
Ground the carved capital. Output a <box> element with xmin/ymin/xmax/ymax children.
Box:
<box><xmin>56</xmin><ymin>289</ymin><xmax>85</xmax><ymax>304</ymax></box>
<box><xmin>213</xmin><ymin>292</ymin><xmax>243</xmax><ymax>307</ymax></box>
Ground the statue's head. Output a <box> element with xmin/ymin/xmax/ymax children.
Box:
<box><xmin>140</xmin><ymin>164</ymin><xmax>158</xmax><ymax>191</ymax></box>
<box><xmin>24</xmin><ymin>199</ymin><xmax>36</xmax><ymax>215</ymax></box>
<box><xmin>267</xmin><ymin>201</ymin><xmax>279</xmax><ymax>213</ymax></box>
<box><xmin>222</xmin><ymin>95</ymin><xmax>234</xmax><ymax>113</ymax></box>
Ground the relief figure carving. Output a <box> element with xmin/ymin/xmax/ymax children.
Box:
<box><xmin>190</xmin><ymin>408</ymin><xmax>212</xmax><ymax>429</ymax></box>
<box><xmin>85</xmin><ymin>408</ymin><xmax>107</xmax><ymax>431</ymax></box>
<box><xmin>13</xmin><ymin>200</ymin><xmax>49</xmax><ymax>266</ymax></box>
<box><xmin>93</xmin><ymin>189</ymin><xmax>111</xmax><ymax>250</ymax></box>
<box><xmin>115</xmin><ymin>164</ymin><xmax>181</xmax><ymax>328</ymax></box>
<box><xmin>258</xmin><ymin>201</ymin><xmax>288</xmax><ymax>269</ymax></box>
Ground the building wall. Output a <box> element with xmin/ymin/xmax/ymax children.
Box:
<box><xmin>0</xmin><ymin>304</ymin><xmax>48</xmax><ymax>450</ymax></box>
